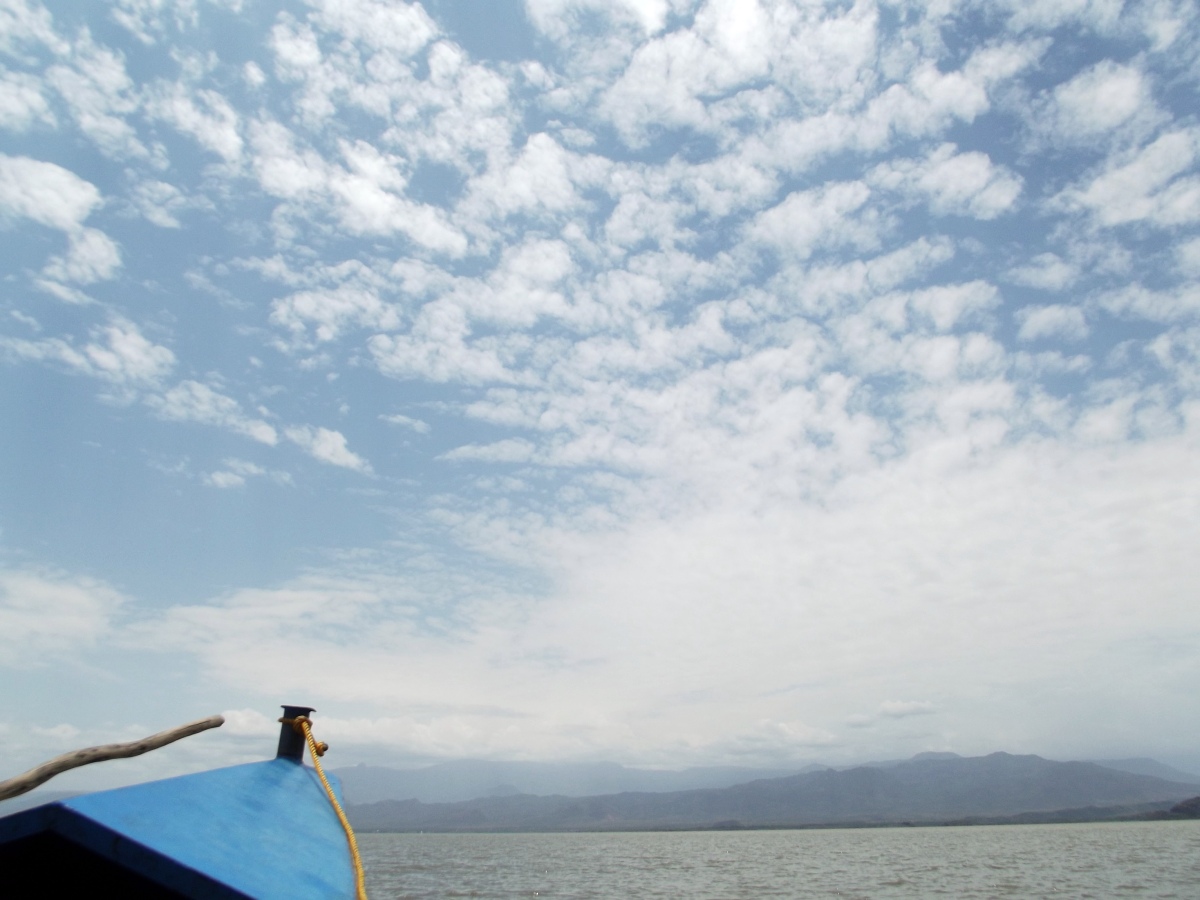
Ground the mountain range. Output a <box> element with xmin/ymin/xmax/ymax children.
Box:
<box><xmin>344</xmin><ymin>752</ymin><xmax>1200</xmax><ymax>832</ymax></box>
<box><xmin>5</xmin><ymin>752</ymin><xmax>1197</xmax><ymax>829</ymax></box>
<box><xmin>330</xmin><ymin>760</ymin><xmax>806</xmax><ymax>805</ymax></box>
<box><xmin>329</xmin><ymin>753</ymin><xmax>1199</xmax><ymax>806</ymax></box>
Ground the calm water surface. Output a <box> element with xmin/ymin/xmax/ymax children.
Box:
<box><xmin>359</xmin><ymin>821</ymin><xmax>1200</xmax><ymax>899</ymax></box>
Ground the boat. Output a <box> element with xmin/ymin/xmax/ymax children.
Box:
<box><xmin>0</xmin><ymin>705</ymin><xmax>365</xmax><ymax>898</ymax></box>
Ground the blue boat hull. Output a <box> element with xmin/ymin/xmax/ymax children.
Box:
<box><xmin>0</xmin><ymin>758</ymin><xmax>356</xmax><ymax>899</ymax></box>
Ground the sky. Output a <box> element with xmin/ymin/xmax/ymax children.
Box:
<box><xmin>2</xmin><ymin>0</ymin><xmax>1200</xmax><ymax>790</ymax></box>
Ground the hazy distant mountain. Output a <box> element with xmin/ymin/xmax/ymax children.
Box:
<box><xmin>330</xmin><ymin>760</ymin><xmax>801</xmax><ymax>804</ymax></box>
<box><xmin>346</xmin><ymin>752</ymin><xmax>1199</xmax><ymax>832</ymax></box>
<box><xmin>1152</xmin><ymin>796</ymin><xmax>1200</xmax><ymax>819</ymax></box>
<box><xmin>834</xmin><ymin>751</ymin><xmax>964</xmax><ymax>770</ymax></box>
<box><xmin>1088</xmin><ymin>758</ymin><xmax>1200</xmax><ymax>785</ymax></box>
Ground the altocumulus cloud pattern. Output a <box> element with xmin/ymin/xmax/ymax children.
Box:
<box><xmin>1</xmin><ymin>0</ymin><xmax>1199</xmax><ymax>779</ymax></box>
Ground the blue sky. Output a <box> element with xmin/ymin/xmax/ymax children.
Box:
<box><xmin>2</xmin><ymin>0</ymin><xmax>1200</xmax><ymax>786</ymax></box>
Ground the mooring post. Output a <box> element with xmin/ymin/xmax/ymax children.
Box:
<box><xmin>276</xmin><ymin>705</ymin><xmax>316</xmax><ymax>762</ymax></box>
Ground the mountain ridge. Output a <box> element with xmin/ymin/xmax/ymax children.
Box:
<box><xmin>345</xmin><ymin>752</ymin><xmax>1199</xmax><ymax>832</ymax></box>
<box><xmin>331</xmin><ymin>752</ymin><xmax>1200</xmax><ymax>806</ymax></box>
<box><xmin>330</xmin><ymin>759</ymin><xmax>803</xmax><ymax>804</ymax></box>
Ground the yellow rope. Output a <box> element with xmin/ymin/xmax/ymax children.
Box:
<box><xmin>294</xmin><ymin>717</ymin><xmax>368</xmax><ymax>900</ymax></box>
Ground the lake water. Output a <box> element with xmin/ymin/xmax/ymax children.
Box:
<box><xmin>359</xmin><ymin>821</ymin><xmax>1200</xmax><ymax>898</ymax></box>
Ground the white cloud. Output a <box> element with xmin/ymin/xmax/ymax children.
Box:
<box><xmin>218</xmin><ymin>707</ymin><xmax>278</xmax><ymax>737</ymax></box>
<box><xmin>461</xmin><ymin>132</ymin><xmax>603</xmax><ymax>225</ymax></box>
<box><xmin>0</xmin><ymin>69</ymin><xmax>55</xmax><ymax>131</ymax></box>
<box><xmin>29</xmin><ymin>723</ymin><xmax>81</xmax><ymax>741</ymax></box>
<box><xmin>1006</xmin><ymin>253</ymin><xmax>1079</xmax><ymax>291</ymax></box>
<box><xmin>110</xmin><ymin>0</ymin><xmax>202</xmax><ymax>45</ymax></box>
<box><xmin>460</xmin><ymin>238</ymin><xmax>576</xmax><ymax>327</ymax></box>
<box><xmin>129</xmin><ymin>179</ymin><xmax>194</xmax><ymax>228</ymax></box>
<box><xmin>1177</xmin><ymin>237</ymin><xmax>1200</xmax><ymax>276</ymax></box>
<box><xmin>9</xmin><ymin>309</ymin><xmax>39</xmax><ymax>329</ymax></box>
<box><xmin>1047</xmin><ymin>60</ymin><xmax>1156</xmax><ymax>141</ymax></box>
<box><xmin>129</xmin><ymin>428</ymin><xmax>1200</xmax><ymax>764</ymax></box>
<box><xmin>263</xmin><ymin>4</ymin><xmax>515</xmax><ymax>194</ymax></box>
<box><xmin>204</xmin><ymin>458</ymin><xmax>292</xmax><ymax>488</ymax></box>
<box><xmin>525</xmin><ymin>0</ymin><xmax>676</xmax><ymax>41</ymax></box>
<box><xmin>82</xmin><ymin>318</ymin><xmax>174</xmax><ymax>382</ymax></box>
<box><xmin>756</xmin><ymin>41</ymin><xmax>1044</xmax><ymax>177</ymax></box>
<box><xmin>379</xmin><ymin>413</ymin><xmax>430</xmax><ymax>433</ymax></box>
<box><xmin>1062</xmin><ymin>129</ymin><xmax>1200</xmax><ymax>228</ymax></box>
<box><xmin>6</xmin><ymin>0</ymin><xmax>1200</xmax><ymax>770</ymax></box>
<box><xmin>0</xmin><ymin>0</ymin><xmax>68</xmax><ymax>56</ymax></box>
<box><xmin>599</xmin><ymin>22</ymin><xmax>761</xmax><ymax>143</ymax></box>
<box><xmin>1016</xmin><ymin>304</ymin><xmax>1090</xmax><ymax>342</ymax></box>
<box><xmin>440</xmin><ymin>438</ymin><xmax>536</xmax><ymax>464</ymax></box>
<box><xmin>32</xmin><ymin>280</ymin><xmax>94</xmax><ymax>304</ymax></box>
<box><xmin>603</xmin><ymin>189</ymin><xmax>692</xmax><ymax>252</ymax></box>
<box><xmin>248</xmin><ymin>122</ymin><xmax>468</xmax><ymax>255</ymax></box>
<box><xmin>1074</xmin><ymin>395</ymin><xmax>1135</xmax><ymax>443</ymax></box>
<box><xmin>787</xmin><ymin>239</ymin><xmax>957</xmax><ymax>320</ymax></box>
<box><xmin>870</xmin><ymin>143</ymin><xmax>1022</xmax><ymax>219</ymax></box>
<box><xmin>146</xmin><ymin>83</ymin><xmax>243</xmax><ymax>163</ymax></box>
<box><xmin>763</xmin><ymin>0</ymin><xmax>879</xmax><ymax>111</ymax></box>
<box><xmin>0</xmin><ymin>154</ymin><xmax>102</xmax><ymax>230</ymax></box>
<box><xmin>307</xmin><ymin>0</ymin><xmax>438</xmax><ymax>54</ymax></box>
<box><xmin>368</xmin><ymin>301</ymin><xmax>519</xmax><ymax>385</ymax></box>
<box><xmin>205</xmin><ymin>470</ymin><xmax>245</xmax><ymax>488</ymax></box>
<box><xmin>243</xmin><ymin>61</ymin><xmax>265</xmax><ymax>88</ymax></box>
<box><xmin>1</xmin><ymin>317</ymin><xmax>174</xmax><ymax>388</ymax></box>
<box><xmin>1003</xmin><ymin>0</ymin><xmax>1125</xmax><ymax>33</ymax></box>
<box><xmin>1098</xmin><ymin>284</ymin><xmax>1200</xmax><ymax>323</ymax></box>
<box><xmin>1132</xmin><ymin>0</ymin><xmax>1193</xmax><ymax>51</ymax></box>
<box><xmin>848</xmin><ymin>699</ymin><xmax>938</xmax><ymax>727</ymax></box>
<box><xmin>202</xmin><ymin>468</ymin><xmax>242</xmax><ymax>489</ymax></box>
<box><xmin>271</xmin><ymin>284</ymin><xmax>401</xmax><ymax>345</ymax></box>
<box><xmin>285</xmin><ymin>425</ymin><xmax>372</xmax><ymax>473</ymax></box>
<box><xmin>45</xmin><ymin>34</ymin><xmax>147</xmax><ymax>159</ymax></box>
<box><xmin>43</xmin><ymin>226</ymin><xmax>122</xmax><ymax>283</ymax></box>
<box><xmin>1013</xmin><ymin>350</ymin><xmax>1092</xmax><ymax>377</ymax></box>
<box><xmin>330</xmin><ymin>143</ymin><xmax>467</xmax><ymax>253</ymax></box>
<box><xmin>249</xmin><ymin>119</ymin><xmax>329</xmax><ymax>199</ymax></box>
<box><xmin>0</xmin><ymin>155</ymin><xmax>122</xmax><ymax>285</ymax></box>
<box><xmin>599</xmin><ymin>0</ymin><xmax>878</xmax><ymax>146</ymax></box>
<box><xmin>879</xmin><ymin>700</ymin><xmax>937</xmax><ymax>719</ymax></box>
<box><xmin>147</xmin><ymin>381</ymin><xmax>279</xmax><ymax>444</ymax></box>
<box><xmin>748</xmin><ymin>181</ymin><xmax>874</xmax><ymax>259</ymax></box>
<box><xmin>0</xmin><ymin>569</ymin><xmax>123</xmax><ymax>667</ymax></box>
<box><xmin>910</xmin><ymin>281</ymin><xmax>1000</xmax><ymax>332</ymax></box>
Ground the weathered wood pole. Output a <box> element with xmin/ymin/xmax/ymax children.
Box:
<box><xmin>0</xmin><ymin>715</ymin><xmax>225</xmax><ymax>801</ymax></box>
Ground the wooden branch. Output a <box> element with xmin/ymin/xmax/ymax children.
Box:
<box><xmin>0</xmin><ymin>715</ymin><xmax>225</xmax><ymax>802</ymax></box>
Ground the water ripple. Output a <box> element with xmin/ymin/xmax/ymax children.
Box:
<box><xmin>359</xmin><ymin>821</ymin><xmax>1200</xmax><ymax>899</ymax></box>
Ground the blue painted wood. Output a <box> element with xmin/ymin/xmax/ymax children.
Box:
<box><xmin>0</xmin><ymin>758</ymin><xmax>355</xmax><ymax>899</ymax></box>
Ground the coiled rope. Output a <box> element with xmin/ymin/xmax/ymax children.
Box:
<box><xmin>284</xmin><ymin>715</ymin><xmax>368</xmax><ymax>900</ymax></box>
